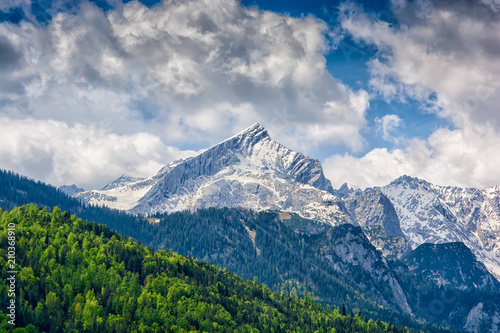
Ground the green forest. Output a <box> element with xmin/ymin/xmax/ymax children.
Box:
<box><xmin>3</xmin><ymin>169</ymin><xmax>498</xmax><ymax>332</ymax></box>
<box><xmin>0</xmin><ymin>169</ymin><xmax>481</xmax><ymax>332</ymax></box>
<box><xmin>0</xmin><ymin>204</ymin><xmax>416</xmax><ymax>332</ymax></box>
<box><xmin>147</xmin><ymin>208</ymin><xmax>402</xmax><ymax>319</ymax></box>
<box><xmin>0</xmin><ymin>170</ymin><xmax>438</xmax><ymax>327</ymax></box>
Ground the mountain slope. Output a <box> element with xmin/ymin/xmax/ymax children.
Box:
<box><xmin>3</xmin><ymin>171</ymin><xmax>499</xmax><ymax>332</ymax></box>
<box><xmin>310</xmin><ymin>223</ymin><xmax>413</xmax><ymax>315</ymax></box>
<box><xmin>403</xmin><ymin>242</ymin><xmax>500</xmax><ymax>292</ymax></box>
<box><xmin>0</xmin><ymin>169</ymin><xmax>148</xmax><ymax>241</ymax></box>
<box><xmin>133</xmin><ymin>207</ymin><xmax>500</xmax><ymax>332</ymax></box>
<box><xmin>1</xmin><ymin>204</ymin><xmax>416</xmax><ymax>333</ymax></box>
<box><xmin>100</xmin><ymin>174</ymin><xmax>145</xmax><ymax>190</ymax></box>
<box><xmin>343</xmin><ymin>189</ymin><xmax>411</xmax><ymax>259</ymax></box>
<box><xmin>146</xmin><ymin>208</ymin><xmax>416</xmax><ymax>321</ymax></box>
<box><xmin>380</xmin><ymin>175</ymin><xmax>500</xmax><ymax>280</ymax></box>
<box><xmin>77</xmin><ymin>123</ymin><xmax>349</xmax><ymax>224</ymax></box>
<box><xmin>58</xmin><ymin>184</ymin><xmax>84</xmax><ymax>196</ymax></box>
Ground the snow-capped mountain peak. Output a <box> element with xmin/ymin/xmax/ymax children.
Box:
<box><xmin>379</xmin><ymin>175</ymin><xmax>500</xmax><ymax>280</ymax></box>
<box><xmin>221</xmin><ymin>122</ymin><xmax>271</xmax><ymax>148</ymax></box>
<box><xmin>59</xmin><ymin>184</ymin><xmax>85</xmax><ymax>196</ymax></box>
<box><xmin>76</xmin><ymin>123</ymin><xmax>344</xmax><ymax>223</ymax></box>
<box><xmin>101</xmin><ymin>174</ymin><xmax>145</xmax><ymax>191</ymax></box>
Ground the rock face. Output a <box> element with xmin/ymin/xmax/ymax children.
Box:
<box><xmin>403</xmin><ymin>242</ymin><xmax>500</xmax><ymax>292</ymax></box>
<box><xmin>343</xmin><ymin>189</ymin><xmax>411</xmax><ymax>259</ymax></box>
<box><xmin>333</xmin><ymin>182</ymin><xmax>362</xmax><ymax>198</ymax></box>
<box><xmin>101</xmin><ymin>174</ymin><xmax>145</xmax><ymax>191</ymax></box>
<box><xmin>464</xmin><ymin>302</ymin><xmax>500</xmax><ymax>333</ymax></box>
<box><xmin>58</xmin><ymin>184</ymin><xmax>85</xmax><ymax>196</ymax></box>
<box><xmin>76</xmin><ymin>123</ymin><xmax>348</xmax><ymax>224</ymax></box>
<box><xmin>379</xmin><ymin>175</ymin><xmax>500</xmax><ymax>280</ymax></box>
<box><xmin>315</xmin><ymin>224</ymin><xmax>413</xmax><ymax>316</ymax></box>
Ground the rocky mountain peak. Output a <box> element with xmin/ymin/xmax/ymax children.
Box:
<box><xmin>333</xmin><ymin>182</ymin><xmax>362</xmax><ymax>198</ymax></box>
<box><xmin>209</xmin><ymin>122</ymin><xmax>272</xmax><ymax>157</ymax></box>
<box><xmin>101</xmin><ymin>174</ymin><xmax>145</xmax><ymax>191</ymax></box>
<box><xmin>79</xmin><ymin>123</ymin><xmax>337</xmax><ymax>220</ymax></box>
<box><xmin>233</xmin><ymin>122</ymin><xmax>269</xmax><ymax>142</ymax></box>
<box><xmin>59</xmin><ymin>184</ymin><xmax>85</xmax><ymax>196</ymax></box>
<box><xmin>389</xmin><ymin>175</ymin><xmax>429</xmax><ymax>189</ymax></box>
<box><xmin>343</xmin><ymin>189</ymin><xmax>411</xmax><ymax>259</ymax></box>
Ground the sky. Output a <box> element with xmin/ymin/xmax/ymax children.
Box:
<box><xmin>0</xmin><ymin>0</ymin><xmax>499</xmax><ymax>190</ymax></box>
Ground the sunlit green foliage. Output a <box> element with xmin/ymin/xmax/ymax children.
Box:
<box><xmin>0</xmin><ymin>204</ymin><xmax>415</xmax><ymax>332</ymax></box>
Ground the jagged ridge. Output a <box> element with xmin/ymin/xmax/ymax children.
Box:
<box><xmin>379</xmin><ymin>175</ymin><xmax>500</xmax><ymax>280</ymax></box>
<box><xmin>77</xmin><ymin>123</ymin><xmax>343</xmax><ymax>223</ymax></box>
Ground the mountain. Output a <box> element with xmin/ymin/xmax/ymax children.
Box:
<box><xmin>0</xmin><ymin>168</ymin><xmax>414</xmax><ymax>320</ymax></box>
<box><xmin>58</xmin><ymin>184</ymin><xmax>85</xmax><ymax>196</ymax></box>
<box><xmin>343</xmin><ymin>189</ymin><xmax>411</xmax><ymax>259</ymax></box>
<box><xmin>76</xmin><ymin>123</ymin><xmax>350</xmax><ymax>224</ymax></box>
<box><xmin>333</xmin><ymin>182</ymin><xmax>363</xmax><ymax>198</ymax></box>
<box><xmin>146</xmin><ymin>207</ymin><xmax>416</xmax><ymax>319</ymax></box>
<box><xmin>464</xmin><ymin>302</ymin><xmax>500</xmax><ymax>333</ymax></box>
<box><xmin>0</xmin><ymin>204</ymin><xmax>417</xmax><ymax>333</ymax></box>
<box><xmin>100</xmin><ymin>174</ymin><xmax>145</xmax><ymax>190</ymax></box>
<box><xmin>3</xmin><ymin>169</ymin><xmax>499</xmax><ymax>332</ymax></box>
<box><xmin>379</xmin><ymin>175</ymin><xmax>500</xmax><ymax>280</ymax></box>
<box><xmin>0</xmin><ymin>169</ymin><xmax>149</xmax><ymax>242</ymax></box>
<box><xmin>122</xmin><ymin>206</ymin><xmax>500</xmax><ymax>332</ymax></box>
<box><xmin>403</xmin><ymin>242</ymin><xmax>500</xmax><ymax>292</ymax></box>
<box><xmin>311</xmin><ymin>223</ymin><xmax>413</xmax><ymax>315</ymax></box>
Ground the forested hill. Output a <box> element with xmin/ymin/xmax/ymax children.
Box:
<box><xmin>0</xmin><ymin>169</ymin><xmax>457</xmax><ymax>332</ymax></box>
<box><xmin>0</xmin><ymin>204</ymin><xmax>414</xmax><ymax>332</ymax></box>
<box><xmin>0</xmin><ymin>169</ymin><xmax>148</xmax><ymax>241</ymax></box>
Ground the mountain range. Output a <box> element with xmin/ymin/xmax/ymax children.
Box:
<box><xmin>43</xmin><ymin>122</ymin><xmax>500</xmax><ymax>332</ymax></box>
<box><xmin>378</xmin><ymin>176</ymin><xmax>500</xmax><ymax>280</ymax></box>
<box><xmin>2</xmin><ymin>163</ymin><xmax>500</xmax><ymax>331</ymax></box>
<box><xmin>74</xmin><ymin>123</ymin><xmax>500</xmax><ymax>280</ymax></box>
<box><xmin>4</xmin><ymin>203</ymin><xmax>420</xmax><ymax>333</ymax></box>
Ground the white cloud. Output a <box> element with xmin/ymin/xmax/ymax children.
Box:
<box><xmin>341</xmin><ymin>0</ymin><xmax>500</xmax><ymax>129</ymax></box>
<box><xmin>0</xmin><ymin>117</ymin><xmax>195</xmax><ymax>189</ymax></box>
<box><xmin>325</xmin><ymin>0</ymin><xmax>500</xmax><ymax>189</ymax></box>
<box><xmin>0</xmin><ymin>0</ymin><xmax>30</xmax><ymax>12</ymax></box>
<box><xmin>0</xmin><ymin>0</ymin><xmax>370</xmax><ymax>187</ymax></box>
<box><xmin>284</xmin><ymin>88</ymin><xmax>369</xmax><ymax>152</ymax></box>
<box><xmin>324</xmin><ymin>125</ymin><xmax>500</xmax><ymax>189</ymax></box>
<box><xmin>375</xmin><ymin>114</ymin><xmax>404</xmax><ymax>143</ymax></box>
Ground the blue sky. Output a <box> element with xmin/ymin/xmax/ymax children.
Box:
<box><xmin>241</xmin><ymin>0</ymin><xmax>453</xmax><ymax>155</ymax></box>
<box><xmin>1</xmin><ymin>0</ymin><xmax>499</xmax><ymax>189</ymax></box>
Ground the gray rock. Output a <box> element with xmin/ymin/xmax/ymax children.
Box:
<box><xmin>130</xmin><ymin>123</ymin><xmax>336</xmax><ymax>217</ymax></box>
<box><xmin>101</xmin><ymin>174</ymin><xmax>145</xmax><ymax>190</ymax></box>
<box><xmin>343</xmin><ymin>189</ymin><xmax>411</xmax><ymax>259</ymax></box>
<box><xmin>379</xmin><ymin>175</ymin><xmax>500</xmax><ymax>281</ymax></box>
<box><xmin>58</xmin><ymin>184</ymin><xmax>85</xmax><ymax>196</ymax></box>
<box><xmin>316</xmin><ymin>224</ymin><xmax>413</xmax><ymax>316</ymax></box>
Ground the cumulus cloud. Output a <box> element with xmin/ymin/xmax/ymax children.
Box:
<box><xmin>288</xmin><ymin>88</ymin><xmax>369</xmax><ymax>151</ymax></box>
<box><xmin>0</xmin><ymin>0</ymin><xmax>29</xmax><ymax>12</ymax></box>
<box><xmin>324</xmin><ymin>0</ymin><xmax>500</xmax><ymax>189</ymax></box>
<box><xmin>0</xmin><ymin>117</ymin><xmax>195</xmax><ymax>189</ymax></box>
<box><xmin>325</xmin><ymin>125</ymin><xmax>500</xmax><ymax>189</ymax></box>
<box><xmin>0</xmin><ymin>0</ymin><xmax>369</xmax><ymax>187</ymax></box>
<box><xmin>341</xmin><ymin>0</ymin><xmax>500</xmax><ymax>129</ymax></box>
